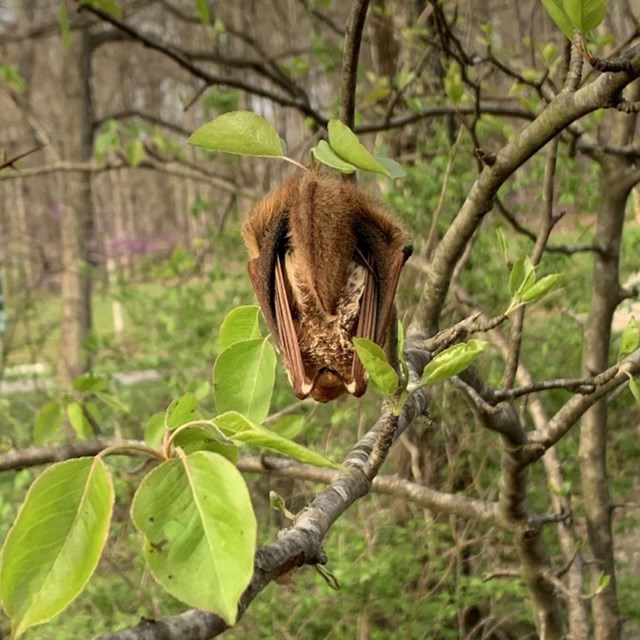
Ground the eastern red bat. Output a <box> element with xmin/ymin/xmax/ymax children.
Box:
<box><xmin>242</xmin><ymin>166</ymin><xmax>412</xmax><ymax>402</ymax></box>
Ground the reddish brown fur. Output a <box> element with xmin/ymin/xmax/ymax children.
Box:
<box><xmin>241</xmin><ymin>166</ymin><xmax>412</xmax><ymax>401</ymax></box>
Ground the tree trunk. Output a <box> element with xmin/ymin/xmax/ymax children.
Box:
<box><xmin>58</xmin><ymin>26</ymin><xmax>94</xmax><ymax>386</ymax></box>
<box><xmin>579</xmin><ymin>101</ymin><xmax>639</xmax><ymax>640</ymax></box>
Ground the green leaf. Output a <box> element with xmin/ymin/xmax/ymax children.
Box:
<box><xmin>195</xmin><ymin>0</ymin><xmax>210</xmax><ymax>23</ymax></box>
<box><xmin>144</xmin><ymin>412</ymin><xmax>165</xmax><ymax>447</ymax></box>
<box><xmin>34</xmin><ymin>401</ymin><xmax>63</xmax><ymax>444</ymax></box>
<box><xmin>564</xmin><ymin>0</ymin><xmax>606</xmax><ymax>34</ymax></box>
<box><xmin>421</xmin><ymin>339</ymin><xmax>490</xmax><ymax>385</ymax></box>
<box><xmin>218</xmin><ymin>305</ymin><xmax>262</xmax><ymax>351</ymax></box>
<box><xmin>126</xmin><ymin>139</ymin><xmax>145</xmax><ymax>167</ymax></box>
<box><xmin>618</xmin><ymin>316</ymin><xmax>640</xmax><ymax>362</ymax></box>
<box><xmin>541</xmin><ymin>0</ymin><xmax>575</xmax><ymax>39</ymax></box>
<box><xmin>327</xmin><ymin>120</ymin><xmax>390</xmax><ymax>177</ymax></box>
<box><xmin>131</xmin><ymin>451</ymin><xmax>256</xmax><ymax>624</ymax></box>
<box><xmin>57</xmin><ymin>3</ymin><xmax>71</xmax><ymax>50</ymax></box>
<box><xmin>352</xmin><ymin>337</ymin><xmax>398</xmax><ymax>395</ymax></box>
<box><xmin>629</xmin><ymin>376</ymin><xmax>640</xmax><ymax>405</ymax></box>
<box><xmin>520</xmin><ymin>273</ymin><xmax>563</xmax><ymax>304</ymax></box>
<box><xmin>374</xmin><ymin>156</ymin><xmax>406</xmax><ymax>179</ymax></box>
<box><xmin>311</xmin><ymin>140</ymin><xmax>357</xmax><ymax>174</ymax></box>
<box><xmin>0</xmin><ymin>458</ymin><xmax>114</xmax><ymax>638</ymax></box>
<box><xmin>188</xmin><ymin>111</ymin><xmax>283</xmax><ymax>158</ymax></box>
<box><xmin>213</xmin><ymin>338</ymin><xmax>276</xmax><ymax>424</ymax></box>
<box><xmin>67</xmin><ymin>402</ymin><xmax>92</xmax><ymax>439</ymax></box>
<box><xmin>165</xmin><ymin>393</ymin><xmax>199</xmax><ymax>430</ymax></box>
<box><xmin>509</xmin><ymin>256</ymin><xmax>536</xmax><ymax>297</ymax></box>
<box><xmin>171</xmin><ymin>425</ymin><xmax>239</xmax><ymax>463</ymax></box>
<box><xmin>215</xmin><ymin>411</ymin><xmax>341</xmax><ymax>470</ymax></box>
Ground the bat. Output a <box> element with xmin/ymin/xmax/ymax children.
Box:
<box><xmin>242</xmin><ymin>166</ymin><xmax>412</xmax><ymax>402</ymax></box>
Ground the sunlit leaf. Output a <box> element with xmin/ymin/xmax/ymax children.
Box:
<box><xmin>188</xmin><ymin>111</ymin><xmax>283</xmax><ymax>157</ymax></box>
<box><xmin>421</xmin><ymin>340</ymin><xmax>490</xmax><ymax>385</ymax></box>
<box><xmin>215</xmin><ymin>411</ymin><xmax>341</xmax><ymax>470</ymax></box>
<box><xmin>218</xmin><ymin>305</ymin><xmax>262</xmax><ymax>351</ymax></box>
<box><xmin>352</xmin><ymin>337</ymin><xmax>398</xmax><ymax>395</ymax></box>
<box><xmin>165</xmin><ymin>393</ymin><xmax>199</xmax><ymax>430</ymax></box>
<box><xmin>131</xmin><ymin>451</ymin><xmax>256</xmax><ymax>624</ymax></box>
<box><xmin>311</xmin><ymin>140</ymin><xmax>357</xmax><ymax>174</ymax></box>
<box><xmin>213</xmin><ymin>338</ymin><xmax>276</xmax><ymax>424</ymax></box>
<box><xmin>629</xmin><ymin>376</ymin><xmax>640</xmax><ymax>405</ymax></box>
<box><xmin>327</xmin><ymin>120</ymin><xmax>390</xmax><ymax>176</ymax></box>
<box><xmin>0</xmin><ymin>458</ymin><xmax>114</xmax><ymax>637</ymax></box>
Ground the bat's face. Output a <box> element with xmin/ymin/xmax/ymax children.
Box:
<box><xmin>242</xmin><ymin>168</ymin><xmax>412</xmax><ymax>402</ymax></box>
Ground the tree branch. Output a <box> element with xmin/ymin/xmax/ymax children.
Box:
<box><xmin>339</xmin><ymin>0</ymin><xmax>370</xmax><ymax>129</ymax></box>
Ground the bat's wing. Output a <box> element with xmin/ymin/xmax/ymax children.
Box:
<box><xmin>246</xmin><ymin>214</ymin><xmax>310</xmax><ymax>399</ymax></box>
<box><xmin>274</xmin><ymin>255</ymin><xmax>310</xmax><ymax>399</ymax></box>
<box><xmin>246</xmin><ymin>214</ymin><xmax>288</xmax><ymax>348</ymax></box>
<box><xmin>349</xmin><ymin>217</ymin><xmax>412</xmax><ymax>395</ymax></box>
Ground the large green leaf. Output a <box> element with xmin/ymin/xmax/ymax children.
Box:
<box><xmin>218</xmin><ymin>305</ymin><xmax>262</xmax><ymax>351</ymax></box>
<box><xmin>352</xmin><ymin>338</ymin><xmax>398</xmax><ymax>395</ymax></box>
<box><xmin>214</xmin><ymin>411</ymin><xmax>341</xmax><ymax>470</ymax></box>
<box><xmin>327</xmin><ymin>120</ymin><xmax>390</xmax><ymax>176</ymax></box>
<box><xmin>0</xmin><ymin>458</ymin><xmax>114</xmax><ymax>638</ymax></box>
<box><xmin>213</xmin><ymin>338</ymin><xmax>276</xmax><ymax>424</ymax></box>
<box><xmin>188</xmin><ymin>111</ymin><xmax>283</xmax><ymax>157</ymax></box>
<box><xmin>421</xmin><ymin>340</ymin><xmax>490</xmax><ymax>385</ymax></box>
<box><xmin>131</xmin><ymin>451</ymin><xmax>256</xmax><ymax>624</ymax></box>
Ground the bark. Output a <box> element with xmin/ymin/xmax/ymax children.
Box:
<box><xmin>59</xmin><ymin>25</ymin><xmax>94</xmax><ymax>386</ymax></box>
<box><xmin>578</xmin><ymin>97</ymin><xmax>639</xmax><ymax>640</ymax></box>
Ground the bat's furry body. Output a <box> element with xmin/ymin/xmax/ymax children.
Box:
<box><xmin>242</xmin><ymin>167</ymin><xmax>411</xmax><ymax>402</ymax></box>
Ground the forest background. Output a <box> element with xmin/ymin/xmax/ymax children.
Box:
<box><xmin>1</xmin><ymin>1</ymin><xmax>640</xmax><ymax>639</ymax></box>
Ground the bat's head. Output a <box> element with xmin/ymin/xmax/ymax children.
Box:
<box><xmin>289</xmin><ymin>366</ymin><xmax>367</xmax><ymax>403</ymax></box>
